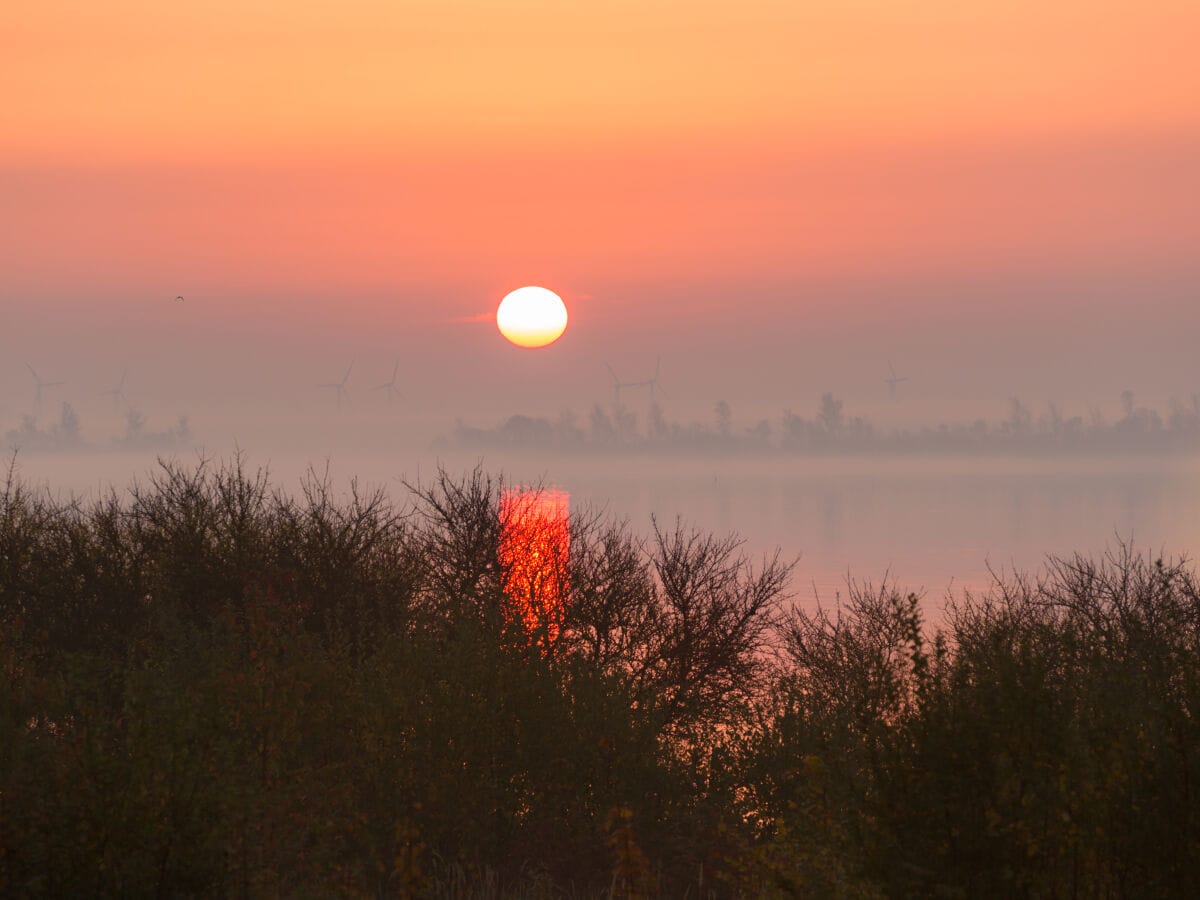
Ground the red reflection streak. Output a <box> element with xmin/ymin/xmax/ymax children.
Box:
<box><xmin>499</xmin><ymin>488</ymin><xmax>569</xmax><ymax>646</ymax></box>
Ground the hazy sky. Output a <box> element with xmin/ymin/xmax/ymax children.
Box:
<box><xmin>4</xmin><ymin>0</ymin><xmax>1199</xmax><ymax>437</ymax></box>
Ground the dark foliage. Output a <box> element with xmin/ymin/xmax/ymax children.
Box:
<box><xmin>1</xmin><ymin>457</ymin><xmax>1197</xmax><ymax>896</ymax></box>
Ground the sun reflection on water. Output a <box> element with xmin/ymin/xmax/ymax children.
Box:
<box><xmin>499</xmin><ymin>487</ymin><xmax>570</xmax><ymax>645</ymax></box>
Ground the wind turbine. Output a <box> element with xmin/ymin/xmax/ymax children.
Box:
<box><xmin>101</xmin><ymin>369</ymin><xmax>129</xmax><ymax>410</ymax></box>
<box><xmin>318</xmin><ymin>362</ymin><xmax>353</xmax><ymax>410</ymax></box>
<box><xmin>26</xmin><ymin>363</ymin><xmax>64</xmax><ymax>411</ymax></box>
<box><xmin>630</xmin><ymin>357</ymin><xmax>667</xmax><ymax>403</ymax></box>
<box><xmin>885</xmin><ymin>360</ymin><xmax>909</xmax><ymax>401</ymax></box>
<box><xmin>372</xmin><ymin>360</ymin><xmax>402</xmax><ymax>404</ymax></box>
<box><xmin>605</xmin><ymin>363</ymin><xmax>629</xmax><ymax>408</ymax></box>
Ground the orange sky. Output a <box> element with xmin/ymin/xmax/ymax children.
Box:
<box><xmin>4</xmin><ymin>0</ymin><xmax>1195</xmax><ymax>294</ymax></box>
<box><xmin>7</xmin><ymin>0</ymin><xmax>1199</xmax><ymax>161</ymax></box>
<box><xmin>3</xmin><ymin>0</ymin><xmax>1199</xmax><ymax>392</ymax></box>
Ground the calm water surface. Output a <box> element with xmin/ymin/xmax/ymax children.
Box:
<box><xmin>17</xmin><ymin>450</ymin><xmax>1200</xmax><ymax>614</ymax></box>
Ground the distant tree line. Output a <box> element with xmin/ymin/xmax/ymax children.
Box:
<box><xmin>448</xmin><ymin>390</ymin><xmax>1200</xmax><ymax>455</ymax></box>
<box><xmin>1</xmin><ymin>460</ymin><xmax>1198</xmax><ymax>895</ymax></box>
<box><xmin>3</xmin><ymin>404</ymin><xmax>192</xmax><ymax>454</ymax></box>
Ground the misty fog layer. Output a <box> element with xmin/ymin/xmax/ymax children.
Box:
<box><xmin>9</xmin><ymin>450</ymin><xmax>1198</xmax><ymax>610</ymax></box>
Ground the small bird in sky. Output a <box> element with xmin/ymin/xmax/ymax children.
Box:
<box><xmin>173</xmin><ymin>295</ymin><xmax>185</xmax><ymax>302</ymax></box>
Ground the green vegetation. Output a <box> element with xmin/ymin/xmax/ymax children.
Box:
<box><xmin>1</xmin><ymin>459</ymin><xmax>1197</xmax><ymax>896</ymax></box>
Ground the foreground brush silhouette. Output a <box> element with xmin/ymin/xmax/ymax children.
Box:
<box><xmin>1</xmin><ymin>458</ymin><xmax>1197</xmax><ymax>896</ymax></box>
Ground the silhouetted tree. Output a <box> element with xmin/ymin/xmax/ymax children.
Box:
<box><xmin>714</xmin><ymin>400</ymin><xmax>732</xmax><ymax>437</ymax></box>
<box><xmin>55</xmin><ymin>403</ymin><xmax>81</xmax><ymax>447</ymax></box>
<box><xmin>589</xmin><ymin>402</ymin><xmax>616</xmax><ymax>445</ymax></box>
<box><xmin>818</xmin><ymin>392</ymin><xmax>843</xmax><ymax>437</ymax></box>
<box><xmin>1</xmin><ymin>461</ymin><xmax>1199</xmax><ymax>895</ymax></box>
<box><xmin>647</xmin><ymin>401</ymin><xmax>668</xmax><ymax>442</ymax></box>
<box><xmin>1004</xmin><ymin>396</ymin><xmax>1032</xmax><ymax>436</ymax></box>
<box><xmin>1121</xmin><ymin>388</ymin><xmax>1136</xmax><ymax>419</ymax></box>
<box><xmin>125</xmin><ymin>407</ymin><xmax>145</xmax><ymax>440</ymax></box>
<box><xmin>746</xmin><ymin>418</ymin><xmax>771</xmax><ymax>447</ymax></box>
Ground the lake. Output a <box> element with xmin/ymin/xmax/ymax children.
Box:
<box><xmin>14</xmin><ymin>449</ymin><xmax>1199</xmax><ymax>617</ymax></box>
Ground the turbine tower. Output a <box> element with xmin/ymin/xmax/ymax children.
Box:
<box><xmin>101</xmin><ymin>369</ymin><xmax>129</xmax><ymax>410</ymax></box>
<box><xmin>372</xmin><ymin>360</ymin><xmax>403</xmax><ymax>404</ymax></box>
<box><xmin>318</xmin><ymin>362</ymin><xmax>353</xmax><ymax>410</ymax></box>
<box><xmin>26</xmin><ymin>363</ymin><xmax>64</xmax><ymax>411</ymax></box>
<box><xmin>605</xmin><ymin>363</ymin><xmax>632</xmax><ymax>409</ymax></box>
<box><xmin>629</xmin><ymin>357</ymin><xmax>667</xmax><ymax>403</ymax></box>
<box><xmin>885</xmin><ymin>360</ymin><xmax>909</xmax><ymax>401</ymax></box>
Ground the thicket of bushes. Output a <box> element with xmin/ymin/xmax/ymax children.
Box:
<box><xmin>1</xmin><ymin>458</ymin><xmax>1197</xmax><ymax>897</ymax></box>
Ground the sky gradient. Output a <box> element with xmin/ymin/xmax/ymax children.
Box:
<box><xmin>4</xmin><ymin>0</ymin><xmax>1199</xmax><ymax>431</ymax></box>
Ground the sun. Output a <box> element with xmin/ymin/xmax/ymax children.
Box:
<box><xmin>496</xmin><ymin>286</ymin><xmax>568</xmax><ymax>349</ymax></box>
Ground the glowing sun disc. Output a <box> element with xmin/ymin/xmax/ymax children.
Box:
<box><xmin>496</xmin><ymin>286</ymin><xmax>568</xmax><ymax>348</ymax></box>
